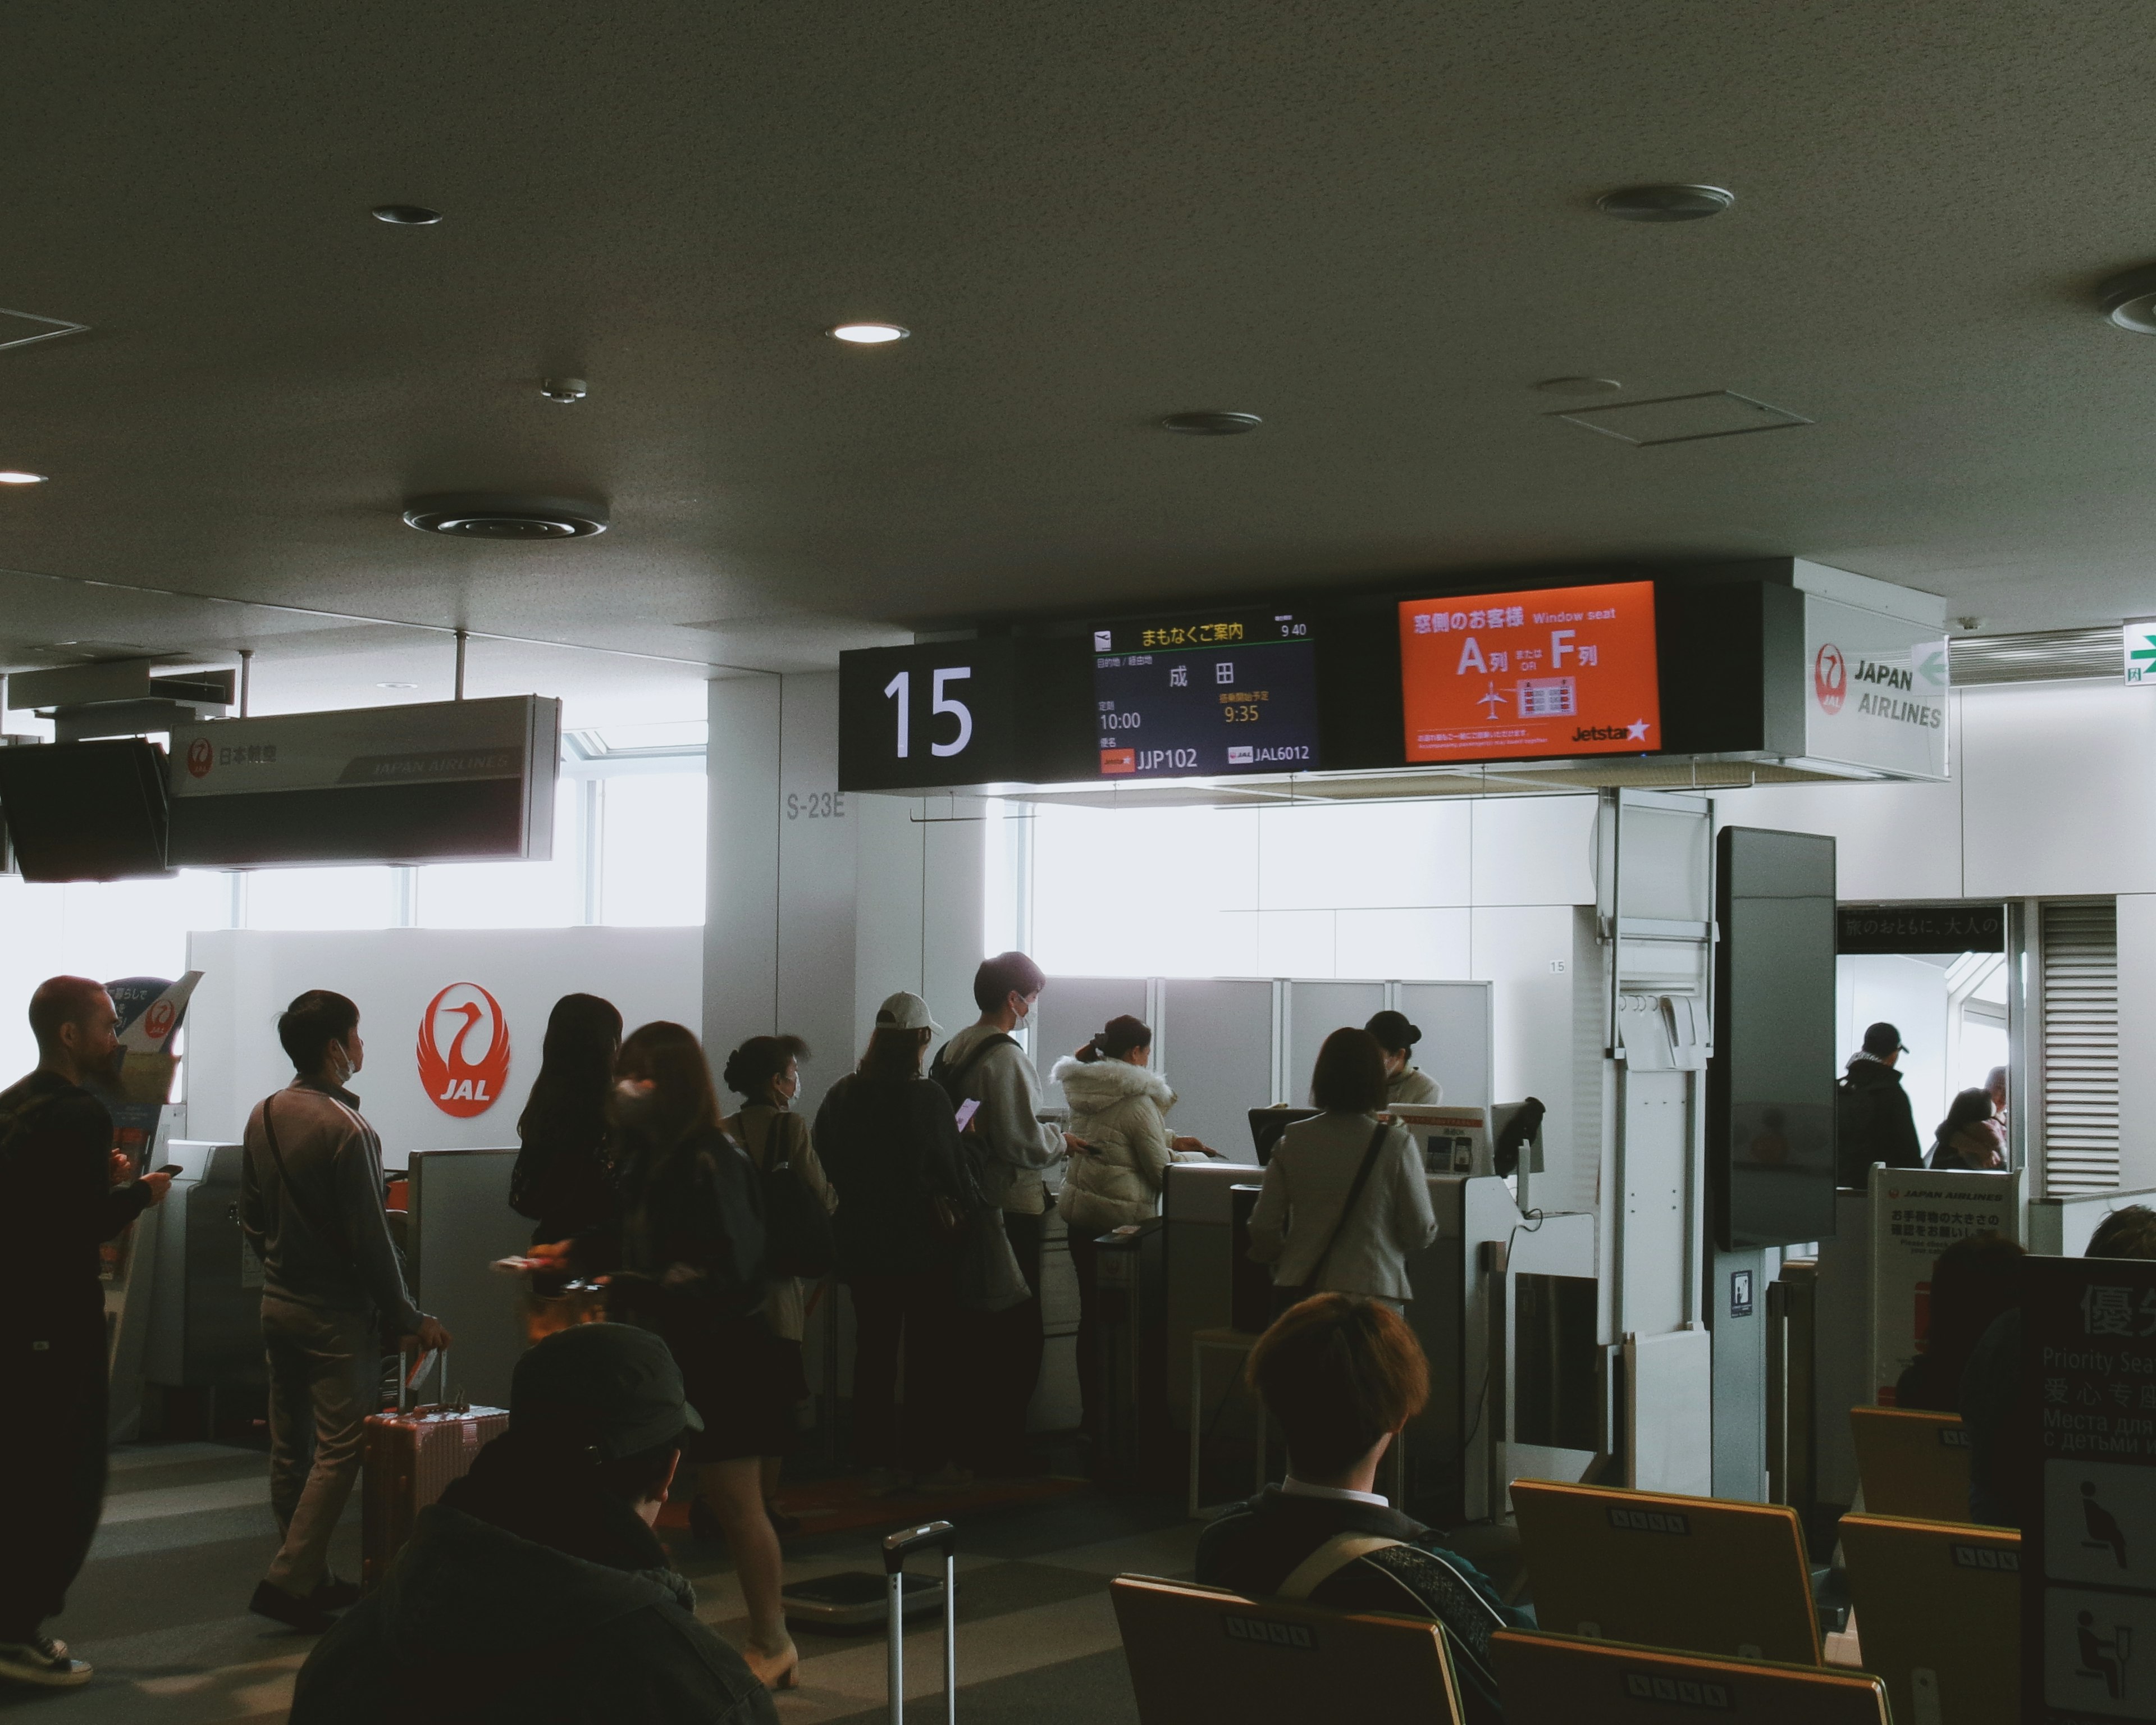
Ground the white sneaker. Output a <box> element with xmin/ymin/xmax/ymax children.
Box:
<box><xmin>0</xmin><ymin>1634</ymin><xmax>92</xmax><ymax>1687</ymax></box>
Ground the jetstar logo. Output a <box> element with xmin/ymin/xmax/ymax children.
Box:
<box><xmin>186</xmin><ymin>737</ymin><xmax>214</xmax><ymax>778</ymax></box>
<box><xmin>417</xmin><ymin>983</ymin><xmax>512</xmax><ymax>1117</ymax></box>
<box><xmin>1815</xmin><ymin>644</ymin><xmax>1846</xmax><ymax>714</ymax></box>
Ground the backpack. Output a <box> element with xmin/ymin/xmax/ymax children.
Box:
<box><xmin>928</xmin><ymin>1032</ymin><xmax>1018</xmax><ymax>1107</ymax></box>
<box><xmin>736</xmin><ymin>1114</ymin><xmax>834</xmax><ymax>1280</ymax></box>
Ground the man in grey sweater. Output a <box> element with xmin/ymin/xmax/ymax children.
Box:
<box><xmin>935</xmin><ymin>952</ymin><xmax>1073</xmax><ymax>1476</ymax></box>
<box><xmin>240</xmin><ymin>989</ymin><xmax>450</xmax><ymax>1632</ymax></box>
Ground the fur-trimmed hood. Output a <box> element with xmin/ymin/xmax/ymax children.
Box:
<box><xmin>1052</xmin><ymin>1055</ymin><xmax>1175</xmax><ymax>1111</ymax></box>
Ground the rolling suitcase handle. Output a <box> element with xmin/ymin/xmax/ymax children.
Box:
<box><xmin>883</xmin><ymin>1519</ymin><xmax>957</xmax><ymax>1725</ymax></box>
<box><xmin>396</xmin><ymin>1344</ymin><xmax>451</xmax><ymax>1414</ymax></box>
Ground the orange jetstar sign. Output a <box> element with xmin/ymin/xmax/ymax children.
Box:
<box><xmin>418</xmin><ymin>982</ymin><xmax>512</xmax><ymax>1117</ymax></box>
<box><xmin>1399</xmin><ymin>581</ymin><xmax>1661</xmax><ymax>763</ymax></box>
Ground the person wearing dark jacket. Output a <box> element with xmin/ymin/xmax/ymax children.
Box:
<box><xmin>592</xmin><ymin>1020</ymin><xmax>794</xmax><ymax>1688</ymax></box>
<box><xmin>1926</xmin><ymin>1087</ymin><xmax>2006</xmax><ymax>1171</ymax></box>
<box><xmin>509</xmin><ymin>993</ymin><xmax>623</xmax><ymax>1247</ymax></box>
<box><xmin>1835</xmin><ymin>1021</ymin><xmax>1924</xmax><ymax>1186</ymax></box>
<box><xmin>1893</xmin><ymin>1232</ymin><xmax>2022</xmax><ymax>1411</ymax></box>
<box><xmin>1196</xmin><ymin>1294</ymin><xmax>1528</xmax><ymax>1725</ymax></box>
<box><xmin>813</xmin><ymin>992</ymin><xmax>975</xmax><ymax>1490</ymax></box>
<box><xmin>291</xmin><ymin>1322</ymin><xmax>776</xmax><ymax>1725</ymax></box>
<box><xmin>0</xmin><ymin>977</ymin><xmax>171</xmax><ymax>1689</ymax></box>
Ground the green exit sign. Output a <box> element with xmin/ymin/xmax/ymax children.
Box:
<box><xmin>2127</xmin><ymin>620</ymin><xmax>2156</xmax><ymax>684</ymax></box>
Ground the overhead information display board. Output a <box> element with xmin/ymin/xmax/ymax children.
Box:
<box><xmin>837</xmin><ymin>639</ymin><xmax>1020</xmax><ymax>791</ymax></box>
<box><xmin>1093</xmin><ymin>611</ymin><xmax>1319</xmax><ymax>778</ymax></box>
<box><xmin>1398</xmin><ymin>579</ymin><xmax>1661</xmax><ymax>763</ymax></box>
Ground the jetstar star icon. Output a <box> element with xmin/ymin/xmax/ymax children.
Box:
<box><xmin>1626</xmin><ymin>720</ymin><xmax>1651</xmax><ymax>741</ymax></box>
<box><xmin>417</xmin><ymin>983</ymin><xmax>512</xmax><ymax>1118</ymax></box>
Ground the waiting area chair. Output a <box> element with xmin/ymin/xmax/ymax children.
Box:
<box><xmin>1510</xmin><ymin>1479</ymin><xmax>1820</xmax><ymax>1665</ymax></box>
<box><xmin>1492</xmin><ymin>1630</ymin><xmax>1890</xmax><ymax>1725</ymax></box>
<box><xmin>1848</xmin><ymin>1406</ymin><xmax>1973</xmax><ymax>1522</ymax></box>
<box><xmin>1839</xmin><ymin>1513</ymin><xmax>2018</xmax><ymax>1725</ymax></box>
<box><xmin>1109</xmin><ymin>1573</ymin><xmax>1462</xmax><ymax>1725</ymax></box>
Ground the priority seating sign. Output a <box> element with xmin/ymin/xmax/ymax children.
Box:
<box><xmin>2026</xmin><ymin>1256</ymin><xmax>2156</xmax><ymax>1721</ymax></box>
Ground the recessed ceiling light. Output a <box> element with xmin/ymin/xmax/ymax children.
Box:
<box><xmin>401</xmin><ymin>494</ymin><xmax>609</xmax><ymax>537</ymax></box>
<box><xmin>372</xmin><ymin>204</ymin><xmax>443</xmax><ymax>226</ymax></box>
<box><xmin>828</xmin><ymin>322</ymin><xmax>909</xmax><ymax>344</ymax></box>
<box><xmin>0</xmin><ymin>470</ymin><xmax>48</xmax><ymax>484</ymax></box>
<box><xmin>2099</xmin><ymin>264</ymin><xmax>2156</xmax><ymax>334</ymax></box>
<box><xmin>1533</xmin><ymin>377</ymin><xmax>1623</xmax><ymax>396</ymax></box>
<box><xmin>1596</xmin><ymin>185</ymin><xmax>1734</xmax><ymax>222</ymax></box>
<box><xmin>377</xmin><ymin>681</ymin><xmax>418</xmax><ymax>690</ymax></box>
<box><xmin>1160</xmin><ymin>411</ymin><xmax>1262</xmax><ymax>435</ymax></box>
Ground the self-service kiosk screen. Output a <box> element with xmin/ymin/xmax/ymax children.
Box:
<box><xmin>1398</xmin><ymin>580</ymin><xmax>1662</xmax><ymax>763</ymax></box>
<box><xmin>1093</xmin><ymin>611</ymin><xmax>1320</xmax><ymax>778</ymax></box>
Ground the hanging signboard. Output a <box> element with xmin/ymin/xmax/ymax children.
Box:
<box><xmin>1836</xmin><ymin>902</ymin><xmax>2006</xmax><ymax>955</ymax></box>
<box><xmin>1868</xmin><ymin>1165</ymin><xmax>2021</xmax><ymax>1405</ymax></box>
<box><xmin>1803</xmin><ymin>596</ymin><xmax>1948</xmax><ymax>780</ymax></box>
<box><xmin>2025</xmin><ymin>1253</ymin><xmax>2156</xmax><ymax>1722</ymax></box>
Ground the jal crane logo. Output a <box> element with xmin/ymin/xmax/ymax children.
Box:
<box><xmin>1814</xmin><ymin>644</ymin><xmax>1847</xmax><ymax>715</ymax></box>
<box><xmin>417</xmin><ymin>983</ymin><xmax>511</xmax><ymax>1117</ymax></box>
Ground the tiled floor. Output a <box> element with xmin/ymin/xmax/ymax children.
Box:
<box><xmin>3</xmin><ymin>1443</ymin><xmax>1195</xmax><ymax>1723</ymax></box>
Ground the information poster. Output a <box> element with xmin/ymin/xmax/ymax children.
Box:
<box><xmin>97</xmin><ymin>972</ymin><xmax>200</xmax><ymax>1282</ymax></box>
<box><xmin>1397</xmin><ymin>580</ymin><xmax>1660</xmax><ymax>762</ymax></box>
<box><xmin>1093</xmin><ymin>611</ymin><xmax>1319</xmax><ymax>779</ymax></box>
<box><xmin>1868</xmin><ymin>1165</ymin><xmax>2020</xmax><ymax>1405</ymax></box>
<box><xmin>2025</xmin><ymin>1255</ymin><xmax>2156</xmax><ymax>1723</ymax></box>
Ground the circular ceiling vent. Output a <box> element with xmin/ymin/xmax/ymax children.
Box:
<box><xmin>1595</xmin><ymin>184</ymin><xmax>1734</xmax><ymax>222</ymax></box>
<box><xmin>401</xmin><ymin>494</ymin><xmax>609</xmax><ymax>538</ymax></box>
<box><xmin>2099</xmin><ymin>264</ymin><xmax>2156</xmax><ymax>334</ymax></box>
<box><xmin>1160</xmin><ymin>411</ymin><xmax>1262</xmax><ymax>435</ymax></box>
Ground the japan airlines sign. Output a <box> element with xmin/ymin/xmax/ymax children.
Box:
<box><xmin>418</xmin><ymin>983</ymin><xmax>512</xmax><ymax>1117</ymax></box>
<box><xmin>1803</xmin><ymin>596</ymin><xmax>1948</xmax><ymax>780</ymax></box>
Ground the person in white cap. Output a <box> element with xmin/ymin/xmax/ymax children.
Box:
<box><xmin>810</xmin><ymin>992</ymin><xmax>979</xmax><ymax>1493</ymax></box>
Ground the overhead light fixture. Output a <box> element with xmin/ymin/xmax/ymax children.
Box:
<box><xmin>372</xmin><ymin>204</ymin><xmax>444</xmax><ymax>225</ymax></box>
<box><xmin>1596</xmin><ymin>185</ymin><xmax>1734</xmax><ymax>222</ymax></box>
<box><xmin>2099</xmin><ymin>264</ymin><xmax>2156</xmax><ymax>334</ymax></box>
<box><xmin>540</xmin><ymin>376</ymin><xmax>588</xmax><ymax>403</ymax></box>
<box><xmin>377</xmin><ymin>681</ymin><xmax>419</xmax><ymax>690</ymax></box>
<box><xmin>828</xmin><ymin>322</ymin><xmax>909</xmax><ymax>344</ymax></box>
<box><xmin>0</xmin><ymin>470</ymin><xmax>48</xmax><ymax>484</ymax></box>
<box><xmin>1160</xmin><ymin>411</ymin><xmax>1262</xmax><ymax>435</ymax></box>
<box><xmin>1533</xmin><ymin>377</ymin><xmax>1623</xmax><ymax>396</ymax></box>
<box><xmin>403</xmin><ymin>494</ymin><xmax>609</xmax><ymax>538</ymax></box>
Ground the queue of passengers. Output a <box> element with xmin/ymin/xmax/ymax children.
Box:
<box><xmin>0</xmin><ymin>953</ymin><xmax>1482</xmax><ymax>1713</ymax></box>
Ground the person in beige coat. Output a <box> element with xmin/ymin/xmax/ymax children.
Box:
<box><xmin>1051</xmin><ymin>1015</ymin><xmax>1218</xmax><ymax>1436</ymax></box>
<box><xmin>1250</xmin><ymin>1027</ymin><xmax>1437</xmax><ymax>1309</ymax></box>
<box><xmin>720</xmin><ymin>1034</ymin><xmax>834</xmax><ymax>1536</ymax></box>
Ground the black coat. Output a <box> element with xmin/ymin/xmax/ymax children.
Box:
<box><xmin>608</xmin><ymin>1126</ymin><xmax>766</xmax><ymax>1321</ymax></box>
<box><xmin>812</xmin><ymin>1074</ymin><xmax>972</xmax><ymax>1278</ymax></box>
<box><xmin>509</xmin><ymin>1122</ymin><xmax>614</xmax><ymax>1249</ymax></box>
<box><xmin>1835</xmin><ymin>1058</ymin><xmax>1923</xmax><ymax>1186</ymax></box>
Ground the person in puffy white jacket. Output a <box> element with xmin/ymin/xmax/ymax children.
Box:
<box><xmin>1050</xmin><ymin>1016</ymin><xmax>1218</xmax><ymax>1436</ymax></box>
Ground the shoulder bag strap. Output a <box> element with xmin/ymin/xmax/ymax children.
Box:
<box><xmin>258</xmin><ymin>1094</ymin><xmax>355</xmax><ymax>1263</ymax></box>
<box><xmin>1275</xmin><ymin>1532</ymin><xmax>1406</xmax><ymax>1601</ymax></box>
<box><xmin>1303</xmin><ymin>1122</ymin><xmax>1395</xmax><ymax>1288</ymax></box>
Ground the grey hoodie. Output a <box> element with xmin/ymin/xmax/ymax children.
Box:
<box><xmin>291</xmin><ymin>1499</ymin><xmax>775</xmax><ymax>1725</ymax></box>
<box><xmin>939</xmin><ymin>1021</ymin><xmax>1063</xmax><ymax>1215</ymax></box>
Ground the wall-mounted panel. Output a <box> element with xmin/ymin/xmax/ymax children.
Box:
<box><xmin>1158</xmin><ymin>979</ymin><xmax>1277</xmax><ymax>1161</ymax></box>
<box><xmin>1963</xmin><ymin>683</ymin><xmax>2156</xmax><ymax>899</ymax></box>
<box><xmin>1286</xmin><ymin>980</ymin><xmax>1387</xmax><ymax>1102</ymax></box>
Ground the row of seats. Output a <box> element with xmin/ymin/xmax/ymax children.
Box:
<box><xmin>1112</xmin><ymin>1404</ymin><xmax>2012</xmax><ymax>1724</ymax></box>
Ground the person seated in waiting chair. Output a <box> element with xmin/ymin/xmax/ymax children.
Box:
<box><xmin>1194</xmin><ymin>1293</ymin><xmax>1529</xmax><ymax>1725</ymax></box>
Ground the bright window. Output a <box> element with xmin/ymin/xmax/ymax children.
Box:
<box><xmin>600</xmin><ymin>772</ymin><xmax>706</xmax><ymax>927</ymax></box>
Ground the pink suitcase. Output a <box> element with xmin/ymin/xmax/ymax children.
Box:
<box><xmin>360</xmin><ymin>1349</ymin><xmax>508</xmax><ymax>1590</ymax></box>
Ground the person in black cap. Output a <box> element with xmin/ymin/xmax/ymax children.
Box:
<box><xmin>1834</xmin><ymin>1020</ymin><xmax>1923</xmax><ymax>1185</ymax></box>
<box><xmin>290</xmin><ymin>1324</ymin><xmax>777</xmax><ymax>1724</ymax></box>
<box><xmin>1365</xmin><ymin>1011</ymin><xmax>1441</xmax><ymax>1107</ymax></box>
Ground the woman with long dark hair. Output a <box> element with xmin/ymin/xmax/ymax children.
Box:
<box><xmin>509</xmin><ymin>994</ymin><xmax>623</xmax><ymax>1247</ymax></box>
<box><xmin>720</xmin><ymin>1033</ymin><xmax>832</xmax><ymax>1532</ymax></box>
<box><xmin>1928</xmin><ymin>1087</ymin><xmax>2006</xmax><ymax>1170</ymax></box>
<box><xmin>811</xmin><ymin>992</ymin><xmax>975</xmax><ymax>1493</ymax></box>
<box><xmin>606</xmin><ymin>1020</ymin><xmax>794</xmax><ymax>1689</ymax></box>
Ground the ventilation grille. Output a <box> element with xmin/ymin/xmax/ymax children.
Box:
<box><xmin>2040</xmin><ymin>900</ymin><xmax>2120</xmax><ymax>1197</ymax></box>
<box><xmin>1950</xmin><ymin>627</ymin><xmax>2119</xmax><ymax>687</ymax></box>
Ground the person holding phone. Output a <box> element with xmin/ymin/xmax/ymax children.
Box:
<box><xmin>1051</xmin><ymin>1015</ymin><xmax>1218</xmax><ymax>1439</ymax></box>
<box><xmin>812</xmin><ymin>993</ymin><xmax>976</xmax><ymax>1493</ymax></box>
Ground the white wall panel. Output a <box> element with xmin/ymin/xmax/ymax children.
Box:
<box><xmin>1963</xmin><ymin>683</ymin><xmax>2156</xmax><ymax>899</ymax></box>
<box><xmin>185</xmin><ymin>925</ymin><xmax>702</xmax><ymax>1167</ymax></box>
<box><xmin>1286</xmin><ymin>980</ymin><xmax>1387</xmax><ymax>1099</ymax></box>
<box><xmin>768</xmin><ymin>673</ymin><xmax>859</xmax><ymax>1114</ymax></box>
<box><xmin>1712</xmin><ymin>778</ymin><xmax>1963</xmax><ymax>903</ymax></box>
<box><xmin>1470</xmin><ymin>795</ymin><xmax>1597</xmax><ymax>907</ymax></box>
<box><xmin>1470</xmin><ymin>905</ymin><xmax>1578</xmax><ymax>1183</ymax></box>
<box><xmin>1255</xmin><ymin>801</ymin><xmax>1470</xmax><ymax>910</ymax></box>
<box><xmin>1336</xmin><ymin>907</ymin><xmax>1472</xmax><ymax>981</ymax></box>
<box><xmin>1253</xmin><ymin>909</ymin><xmax>1336</xmax><ymax>977</ymax></box>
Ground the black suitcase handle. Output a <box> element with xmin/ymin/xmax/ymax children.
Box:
<box><xmin>883</xmin><ymin>1520</ymin><xmax>958</xmax><ymax>1573</ymax></box>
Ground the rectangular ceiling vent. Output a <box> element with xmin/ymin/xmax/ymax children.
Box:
<box><xmin>0</xmin><ymin>306</ymin><xmax>87</xmax><ymax>354</ymax></box>
<box><xmin>1552</xmin><ymin>390</ymin><xmax>1812</xmax><ymax>446</ymax></box>
<box><xmin>1949</xmin><ymin>627</ymin><xmax>2120</xmax><ymax>686</ymax></box>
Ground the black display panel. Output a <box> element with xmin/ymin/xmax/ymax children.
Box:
<box><xmin>1091</xmin><ymin>610</ymin><xmax>1319</xmax><ymax>778</ymax></box>
<box><xmin>1710</xmin><ymin>825</ymin><xmax>1838</xmax><ymax>1249</ymax></box>
<box><xmin>838</xmin><ymin>639</ymin><xmax>1020</xmax><ymax>791</ymax></box>
<box><xmin>0</xmin><ymin>739</ymin><xmax>171</xmax><ymax>882</ymax></box>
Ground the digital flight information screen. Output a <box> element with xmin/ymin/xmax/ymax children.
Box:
<box><xmin>1093</xmin><ymin>611</ymin><xmax>1320</xmax><ymax>778</ymax></box>
<box><xmin>1398</xmin><ymin>579</ymin><xmax>1661</xmax><ymax>763</ymax></box>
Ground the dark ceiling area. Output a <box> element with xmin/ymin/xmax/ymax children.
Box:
<box><xmin>3</xmin><ymin>1</ymin><xmax>2154</xmax><ymax>688</ymax></box>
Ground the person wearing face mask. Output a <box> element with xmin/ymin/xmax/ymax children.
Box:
<box><xmin>1050</xmin><ymin>1015</ymin><xmax>1218</xmax><ymax>1439</ymax></box>
<box><xmin>239</xmin><ymin>990</ymin><xmax>451</xmax><ymax>1635</ymax></box>
<box><xmin>931</xmin><ymin>951</ymin><xmax>1084</xmax><ymax>1477</ymax></box>
<box><xmin>1365</xmin><ymin>1011</ymin><xmax>1441</xmax><ymax>1107</ymax></box>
